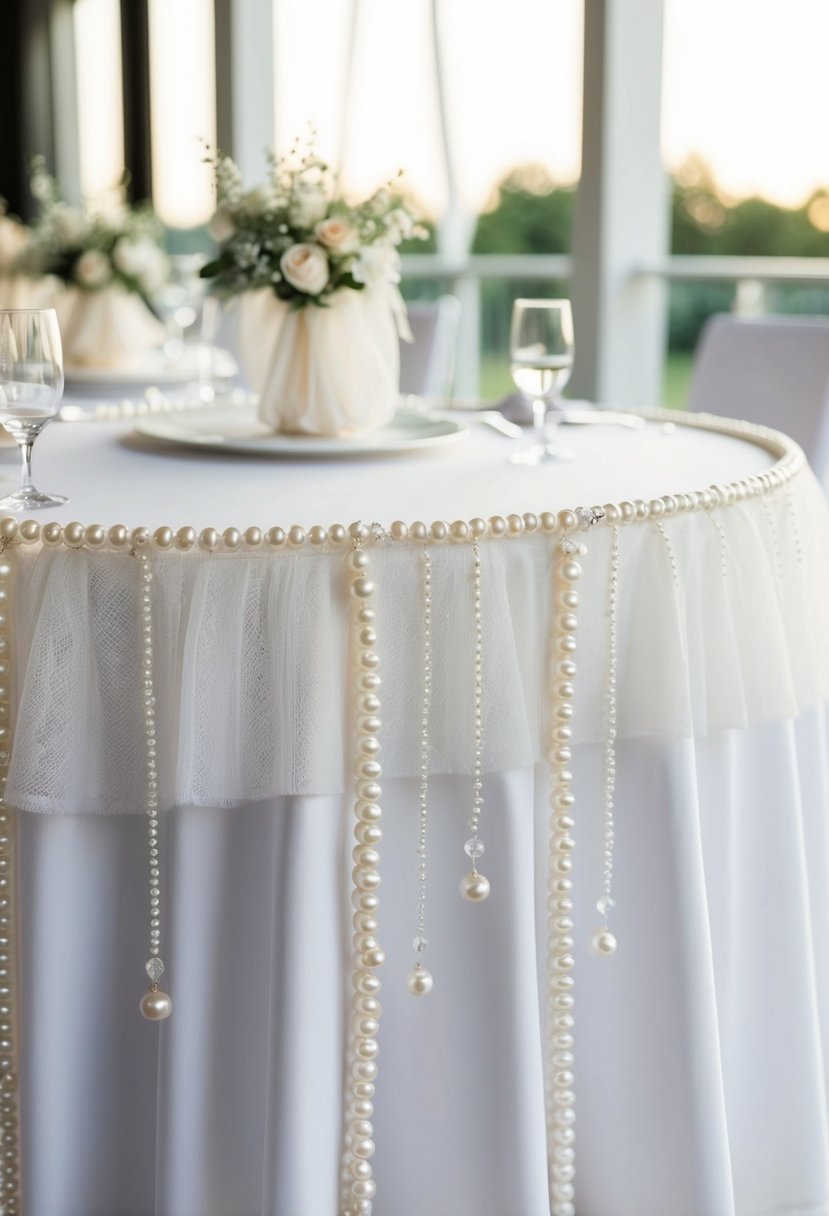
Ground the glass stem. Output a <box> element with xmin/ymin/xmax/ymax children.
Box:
<box><xmin>532</xmin><ymin>397</ymin><xmax>547</xmax><ymax>442</ymax></box>
<box><xmin>18</xmin><ymin>440</ymin><xmax>34</xmax><ymax>493</ymax></box>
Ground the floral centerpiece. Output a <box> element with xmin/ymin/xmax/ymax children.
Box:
<box><xmin>201</xmin><ymin>145</ymin><xmax>426</xmax><ymax>436</ymax></box>
<box><xmin>16</xmin><ymin>158</ymin><xmax>169</xmax><ymax>369</ymax></box>
<box><xmin>0</xmin><ymin>204</ymin><xmax>50</xmax><ymax>311</ymax></box>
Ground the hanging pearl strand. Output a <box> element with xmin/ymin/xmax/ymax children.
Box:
<box><xmin>407</xmin><ymin>547</ymin><xmax>434</xmax><ymax>996</ymax></box>
<box><xmin>545</xmin><ymin>516</ymin><xmax>583</xmax><ymax>1216</ymax></box>
<box><xmin>0</xmin><ymin>550</ymin><xmax>21</xmax><ymax>1213</ymax></box>
<box><xmin>590</xmin><ymin>525</ymin><xmax>619</xmax><ymax>958</ymax></box>
<box><xmin>460</xmin><ymin>537</ymin><xmax>489</xmax><ymax>902</ymax></box>
<box><xmin>137</xmin><ymin>554</ymin><xmax>172</xmax><ymax>1020</ymax></box>
<box><xmin>342</xmin><ymin>526</ymin><xmax>384</xmax><ymax>1216</ymax></box>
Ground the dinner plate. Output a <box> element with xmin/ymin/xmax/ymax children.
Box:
<box><xmin>134</xmin><ymin>405</ymin><xmax>468</xmax><ymax>458</ymax></box>
<box><xmin>64</xmin><ymin>346</ymin><xmax>238</xmax><ymax>391</ymax></box>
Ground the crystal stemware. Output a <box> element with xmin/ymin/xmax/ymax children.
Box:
<box><xmin>509</xmin><ymin>298</ymin><xmax>575</xmax><ymax>463</ymax></box>
<box><xmin>0</xmin><ymin>309</ymin><xmax>68</xmax><ymax>510</ymax></box>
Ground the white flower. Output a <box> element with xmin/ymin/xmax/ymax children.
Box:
<box><xmin>352</xmin><ymin>244</ymin><xmax>401</xmax><ymax>286</ymax></box>
<box><xmin>314</xmin><ymin>216</ymin><xmax>359</xmax><ymax>254</ymax></box>
<box><xmin>241</xmin><ymin>185</ymin><xmax>275</xmax><ymax>215</ymax></box>
<box><xmin>280</xmin><ymin>243</ymin><xmax>329</xmax><ymax>295</ymax></box>
<box><xmin>290</xmin><ymin>183</ymin><xmax>328</xmax><ymax>229</ymax></box>
<box><xmin>208</xmin><ymin>206</ymin><xmax>235</xmax><ymax>243</ymax></box>
<box><xmin>51</xmin><ymin>204</ymin><xmax>88</xmax><ymax>246</ymax></box>
<box><xmin>112</xmin><ymin>236</ymin><xmax>158</xmax><ymax>279</ymax></box>
<box><xmin>386</xmin><ymin>208</ymin><xmax>413</xmax><ymax>242</ymax></box>
<box><xmin>74</xmin><ymin>249</ymin><xmax>112</xmax><ymax>288</ymax></box>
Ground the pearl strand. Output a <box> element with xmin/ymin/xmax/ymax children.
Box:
<box><xmin>591</xmin><ymin>526</ymin><xmax>619</xmax><ymax>958</ymax></box>
<box><xmin>137</xmin><ymin>554</ymin><xmax>172</xmax><ymax>1020</ymax></box>
<box><xmin>407</xmin><ymin>548</ymin><xmax>433</xmax><ymax>996</ymax></box>
<box><xmin>545</xmin><ymin>530</ymin><xmax>583</xmax><ymax>1216</ymax></box>
<box><xmin>342</xmin><ymin>532</ymin><xmax>384</xmax><ymax>1216</ymax></box>
<box><xmin>460</xmin><ymin>537</ymin><xmax>489</xmax><ymax>903</ymax></box>
<box><xmin>0</xmin><ymin>553</ymin><xmax>21</xmax><ymax>1213</ymax></box>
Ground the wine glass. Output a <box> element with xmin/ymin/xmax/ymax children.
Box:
<box><xmin>0</xmin><ymin>309</ymin><xmax>68</xmax><ymax>510</ymax></box>
<box><xmin>509</xmin><ymin>298</ymin><xmax>575</xmax><ymax>463</ymax></box>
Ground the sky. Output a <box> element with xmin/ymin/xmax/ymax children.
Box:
<box><xmin>73</xmin><ymin>0</ymin><xmax>829</xmax><ymax>227</ymax></box>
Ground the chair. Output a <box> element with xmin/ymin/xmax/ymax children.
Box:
<box><xmin>399</xmin><ymin>295</ymin><xmax>461</xmax><ymax>400</ymax></box>
<box><xmin>688</xmin><ymin>314</ymin><xmax>829</xmax><ymax>482</ymax></box>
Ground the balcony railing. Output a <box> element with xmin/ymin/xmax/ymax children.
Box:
<box><xmin>401</xmin><ymin>253</ymin><xmax>829</xmax><ymax>399</ymax></box>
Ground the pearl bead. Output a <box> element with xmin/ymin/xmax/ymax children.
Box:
<box><xmin>244</xmin><ymin>527</ymin><xmax>262</xmax><ymax>547</ymax></box>
<box><xmin>0</xmin><ymin>521</ymin><xmax>14</xmax><ymax>543</ymax></box>
<box><xmin>488</xmin><ymin>515</ymin><xmax>507</xmax><ymax>536</ymax></box>
<box><xmin>540</xmin><ymin>511</ymin><xmax>558</xmax><ymax>532</ymax></box>
<box><xmin>62</xmin><ymin>522</ymin><xmax>84</xmax><ymax>547</ymax></box>
<box><xmin>558</xmin><ymin>509</ymin><xmax>577</xmax><ymax>531</ymax></box>
<box><xmin>222</xmin><ymin>527</ymin><xmax>241</xmax><ymax>550</ymax></box>
<box><xmin>349</xmin><ymin>522</ymin><xmax>370</xmax><ymax>544</ymax></box>
<box><xmin>153</xmin><ymin>527</ymin><xmax>173</xmax><ymax>549</ymax></box>
<box><xmin>590</xmin><ymin>928</ymin><xmax>618</xmax><ymax>956</ymax></box>
<box><xmin>328</xmin><ymin>524</ymin><xmax>347</xmax><ymax>545</ymax></box>
<box><xmin>406</xmin><ymin>964</ymin><xmax>433</xmax><ymax>996</ymax></box>
<box><xmin>410</xmin><ymin>520</ymin><xmax>427</xmax><ymax>541</ymax></box>
<box><xmin>175</xmin><ymin>526</ymin><xmax>196</xmax><ymax>550</ymax></box>
<box><xmin>560</xmin><ymin>560</ymin><xmax>581</xmax><ymax>583</ymax></box>
<box><xmin>507</xmin><ymin>513</ymin><xmax>524</xmax><ymax>535</ymax></box>
<box><xmin>140</xmin><ymin>989</ymin><xmax>172</xmax><ymax>1020</ymax></box>
<box><xmin>288</xmin><ymin>525</ymin><xmax>305</xmax><ymax>547</ymax></box>
<box><xmin>42</xmin><ymin>523</ymin><xmax>63</xmax><ymax>546</ymax></box>
<box><xmin>19</xmin><ymin>520</ymin><xmax>40</xmax><ymax>543</ymax></box>
<box><xmin>199</xmin><ymin>528</ymin><xmax>219</xmax><ymax>551</ymax></box>
<box><xmin>266</xmin><ymin>527</ymin><xmax>286</xmax><ymax>547</ymax></box>
<box><xmin>131</xmin><ymin>527</ymin><xmax>149</xmax><ymax>548</ymax></box>
<box><xmin>523</xmin><ymin>512</ymin><xmax>538</xmax><ymax>532</ymax></box>
<box><xmin>351</xmin><ymin>577</ymin><xmax>375</xmax><ymax>599</ymax></box>
<box><xmin>350</xmin><ymin>549</ymin><xmax>370</xmax><ymax>571</ymax></box>
<box><xmin>430</xmin><ymin>520</ymin><xmax>448</xmax><ymax>542</ymax></box>
<box><xmin>460</xmin><ymin>871</ymin><xmax>490</xmax><ymax>901</ymax></box>
<box><xmin>620</xmin><ymin>501</ymin><xmax>635</xmax><ymax>522</ymax></box>
<box><xmin>390</xmin><ymin>520</ymin><xmax>408</xmax><ymax>541</ymax></box>
<box><xmin>450</xmin><ymin>519</ymin><xmax>469</xmax><ymax>541</ymax></box>
<box><xmin>470</xmin><ymin>517</ymin><xmax>487</xmax><ymax>537</ymax></box>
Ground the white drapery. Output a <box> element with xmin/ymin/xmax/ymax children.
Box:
<box><xmin>19</xmin><ymin>711</ymin><xmax>829</xmax><ymax>1215</ymax></box>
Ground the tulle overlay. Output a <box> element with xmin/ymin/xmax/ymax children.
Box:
<box><xmin>7</xmin><ymin>463</ymin><xmax>829</xmax><ymax>816</ymax></box>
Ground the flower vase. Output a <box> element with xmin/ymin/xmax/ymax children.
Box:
<box><xmin>239</xmin><ymin>287</ymin><xmax>404</xmax><ymax>437</ymax></box>
<box><xmin>53</xmin><ymin>282</ymin><xmax>166</xmax><ymax>370</ymax></box>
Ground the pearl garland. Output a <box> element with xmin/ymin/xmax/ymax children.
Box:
<box><xmin>137</xmin><ymin>554</ymin><xmax>172</xmax><ymax>1021</ymax></box>
<box><xmin>545</xmin><ymin>524</ymin><xmax>583</xmax><ymax>1216</ymax></box>
<box><xmin>407</xmin><ymin>547</ymin><xmax>434</xmax><ymax>996</ymax></box>
<box><xmin>591</xmin><ymin>526</ymin><xmax>619</xmax><ymax>958</ymax></box>
<box><xmin>460</xmin><ymin>537</ymin><xmax>490</xmax><ymax>902</ymax></box>
<box><xmin>342</xmin><ymin>533</ymin><xmax>384</xmax><ymax>1216</ymax></box>
<box><xmin>0</xmin><ymin>552</ymin><xmax>21</xmax><ymax>1213</ymax></box>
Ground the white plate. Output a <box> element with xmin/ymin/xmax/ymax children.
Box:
<box><xmin>134</xmin><ymin>405</ymin><xmax>468</xmax><ymax>458</ymax></box>
<box><xmin>65</xmin><ymin>346</ymin><xmax>238</xmax><ymax>391</ymax></box>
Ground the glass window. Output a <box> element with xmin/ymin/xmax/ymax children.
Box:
<box><xmin>73</xmin><ymin>0</ymin><xmax>125</xmax><ymax>208</ymax></box>
<box><xmin>148</xmin><ymin>0</ymin><xmax>216</xmax><ymax>228</ymax></box>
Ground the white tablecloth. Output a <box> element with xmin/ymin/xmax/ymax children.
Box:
<box><xmin>7</xmin><ymin>412</ymin><xmax>829</xmax><ymax>1216</ymax></box>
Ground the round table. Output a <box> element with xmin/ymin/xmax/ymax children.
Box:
<box><xmin>2</xmin><ymin>409</ymin><xmax>829</xmax><ymax>1216</ymax></box>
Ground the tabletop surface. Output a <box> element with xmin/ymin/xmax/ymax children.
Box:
<box><xmin>0</xmin><ymin>408</ymin><xmax>778</xmax><ymax>531</ymax></box>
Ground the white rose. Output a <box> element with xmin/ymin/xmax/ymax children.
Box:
<box><xmin>208</xmin><ymin>206</ymin><xmax>235</xmax><ymax>243</ymax></box>
<box><xmin>352</xmin><ymin>244</ymin><xmax>401</xmax><ymax>286</ymax></box>
<box><xmin>290</xmin><ymin>185</ymin><xmax>328</xmax><ymax>229</ymax></box>
<box><xmin>386</xmin><ymin>208</ymin><xmax>413</xmax><ymax>242</ymax></box>
<box><xmin>112</xmin><ymin>236</ymin><xmax>159</xmax><ymax>279</ymax></box>
<box><xmin>51</xmin><ymin>205</ymin><xmax>88</xmax><ymax>246</ymax></box>
<box><xmin>314</xmin><ymin>216</ymin><xmax>360</xmax><ymax>254</ymax></box>
<box><xmin>280</xmin><ymin>243</ymin><xmax>329</xmax><ymax>295</ymax></box>
<box><xmin>74</xmin><ymin>249</ymin><xmax>112</xmax><ymax>288</ymax></box>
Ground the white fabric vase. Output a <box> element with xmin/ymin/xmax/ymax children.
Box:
<box><xmin>240</xmin><ymin>286</ymin><xmax>403</xmax><ymax>436</ymax></box>
<box><xmin>54</xmin><ymin>282</ymin><xmax>166</xmax><ymax>370</ymax></box>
